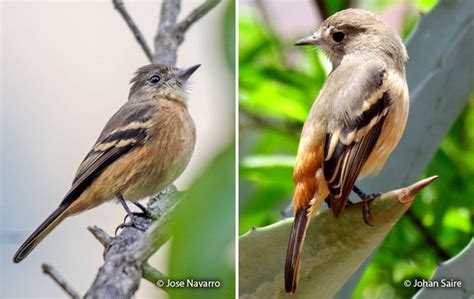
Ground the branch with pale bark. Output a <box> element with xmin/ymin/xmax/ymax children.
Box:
<box><xmin>154</xmin><ymin>0</ymin><xmax>220</xmax><ymax>65</ymax></box>
<box><xmin>112</xmin><ymin>0</ymin><xmax>220</xmax><ymax>65</ymax></box>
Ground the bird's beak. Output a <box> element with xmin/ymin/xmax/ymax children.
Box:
<box><xmin>294</xmin><ymin>32</ymin><xmax>321</xmax><ymax>46</ymax></box>
<box><xmin>178</xmin><ymin>64</ymin><xmax>201</xmax><ymax>82</ymax></box>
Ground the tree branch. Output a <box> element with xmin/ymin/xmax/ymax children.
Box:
<box><xmin>112</xmin><ymin>0</ymin><xmax>153</xmax><ymax>62</ymax></box>
<box><xmin>42</xmin><ymin>263</ymin><xmax>80</xmax><ymax>299</ymax></box>
<box><xmin>142</xmin><ymin>262</ymin><xmax>169</xmax><ymax>291</ymax></box>
<box><xmin>405</xmin><ymin>209</ymin><xmax>451</xmax><ymax>260</ymax></box>
<box><xmin>175</xmin><ymin>0</ymin><xmax>220</xmax><ymax>33</ymax></box>
<box><xmin>113</xmin><ymin>0</ymin><xmax>221</xmax><ymax>65</ymax></box>
<box><xmin>85</xmin><ymin>186</ymin><xmax>179</xmax><ymax>298</ymax></box>
<box><xmin>88</xmin><ymin>225</ymin><xmax>112</xmax><ymax>248</ymax></box>
<box><xmin>154</xmin><ymin>0</ymin><xmax>221</xmax><ymax>65</ymax></box>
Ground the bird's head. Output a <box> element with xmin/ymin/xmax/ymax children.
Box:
<box><xmin>295</xmin><ymin>9</ymin><xmax>407</xmax><ymax>70</ymax></box>
<box><xmin>128</xmin><ymin>64</ymin><xmax>201</xmax><ymax>104</ymax></box>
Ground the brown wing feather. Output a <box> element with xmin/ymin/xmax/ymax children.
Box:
<box><xmin>60</xmin><ymin>101</ymin><xmax>157</xmax><ymax>207</ymax></box>
<box><xmin>324</xmin><ymin>89</ymin><xmax>391</xmax><ymax>217</ymax></box>
<box><xmin>326</xmin><ymin>114</ymin><xmax>387</xmax><ymax>217</ymax></box>
<box><xmin>73</xmin><ymin>101</ymin><xmax>156</xmax><ymax>182</ymax></box>
<box><xmin>60</xmin><ymin>143</ymin><xmax>138</xmax><ymax>207</ymax></box>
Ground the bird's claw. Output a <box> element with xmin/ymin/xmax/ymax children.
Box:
<box><xmin>115</xmin><ymin>215</ymin><xmax>147</xmax><ymax>235</ymax></box>
<box><xmin>122</xmin><ymin>201</ymin><xmax>157</xmax><ymax>223</ymax></box>
<box><xmin>122</xmin><ymin>210</ymin><xmax>156</xmax><ymax>223</ymax></box>
<box><xmin>361</xmin><ymin>193</ymin><xmax>380</xmax><ymax>226</ymax></box>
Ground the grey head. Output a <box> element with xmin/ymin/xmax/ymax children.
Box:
<box><xmin>128</xmin><ymin>64</ymin><xmax>201</xmax><ymax>102</ymax></box>
<box><xmin>295</xmin><ymin>9</ymin><xmax>407</xmax><ymax>70</ymax></box>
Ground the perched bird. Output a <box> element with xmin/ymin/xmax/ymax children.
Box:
<box><xmin>13</xmin><ymin>64</ymin><xmax>200</xmax><ymax>263</ymax></box>
<box><xmin>285</xmin><ymin>9</ymin><xmax>409</xmax><ymax>293</ymax></box>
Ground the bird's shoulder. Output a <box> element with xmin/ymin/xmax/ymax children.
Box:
<box><xmin>72</xmin><ymin>100</ymin><xmax>159</xmax><ymax>184</ymax></box>
<box><xmin>98</xmin><ymin>100</ymin><xmax>159</xmax><ymax>139</ymax></box>
<box><xmin>317</xmin><ymin>58</ymin><xmax>391</xmax><ymax>128</ymax></box>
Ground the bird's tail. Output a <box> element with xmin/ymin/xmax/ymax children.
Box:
<box><xmin>284</xmin><ymin>208</ymin><xmax>310</xmax><ymax>293</ymax></box>
<box><xmin>13</xmin><ymin>204</ymin><xmax>69</xmax><ymax>263</ymax></box>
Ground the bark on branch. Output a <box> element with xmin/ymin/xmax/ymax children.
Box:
<box><xmin>111</xmin><ymin>0</ymin><xmax>220</xmax><ymax>66</ymax></box>
<box><xmin>85</xmin><ymin>186</ymin><xmax>180</xmax><ymax>298</ymax></box>
<box><xmin>154</xmin><ymin>0</ymin><xmax>221</xmax><ymax>65</ymax></box>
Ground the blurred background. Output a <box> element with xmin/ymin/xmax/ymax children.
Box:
<box><xmin>1</xmin><ymin>0</ymin><xmax>234</xmax><ymax>298</ymax></box>
<box><xmin>239</xmin><ymin>0</ymin><xmax>472</xmax><ymax>298</ymax></box>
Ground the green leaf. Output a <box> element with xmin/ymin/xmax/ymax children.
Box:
<box><xmin>239</xmin><ymin>178</ymin><xmax>438</xmax><ymax>298</ymax></box>
<box><xmin>168</xmin><ymin>145</ymin><xmax>235</xmax><ymax>299</ymax></box>
<box><xmin>414</xmin><ymin>239</ymin><xmax>474</xmax><ymax>298</ymax></box>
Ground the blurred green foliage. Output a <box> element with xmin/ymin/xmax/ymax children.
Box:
<box><xmin>239</xmin><ymin>1</ymin><xmax>473</xmax><ymax>298</ymax></box>
<box><xmin>361</xmin><ymin>0</ymin><xmax>437</xmax><ymax>12</ymax></box>
<box><xmin>224</xmin><ymin>0</ymin><xmax>236</xmax><ymax>71</ymax></box>
<box><xmin>169</xmin><ymin>145</ymin><xmax>235</xmax><ymax>299</ymax></box>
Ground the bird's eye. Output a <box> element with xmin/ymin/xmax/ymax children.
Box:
<box><xmin>332</xmin><ymin>31</ymin><xmax>345</xmax><ymax>43</ymax></box>
<box><xmin>149</xmin><ymin>75</ymin><xmax>161</xmax><ymax>84</ymax></box>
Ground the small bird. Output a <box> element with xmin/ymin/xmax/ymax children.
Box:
<box><xmin>285</xmin><ymin>9</ymin><xmax>409</xmax><ymax>293</ymax></box>
<box><xmin>13</xmin><ymin>64</ymin><xmax>200</xmax><ymax>263</ymax></box>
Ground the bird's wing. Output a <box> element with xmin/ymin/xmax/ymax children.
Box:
<box><xmin>322</xmin><ymin>61</ymin><xmax>391</xmax><ymax>217</ymax></box>
<box><xmin>59</xmin><ymin>101</ymin><xmax>158</xmax><ymax>207</ymax></box>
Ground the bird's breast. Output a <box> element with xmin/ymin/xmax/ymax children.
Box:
<box><xmin>88</xmin><ymin>101</ymin><xmax>196</xmax><ymax>203</ymax></box>
<box><xmin>122</xmin><ymin>103</ymin><xmax>196</xmax><ymax>200</ymax></box>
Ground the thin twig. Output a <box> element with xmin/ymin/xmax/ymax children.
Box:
<box><xmin>42</xmin><ymin>264</ymin><xmax>80</xmax><ymax>299</ymax></box>
<box><xmin>405</xmin><ymin>209</ymin><xmax>451</xmax><ymax>260</ymax></box>
<box><xmin>88</xmin><ymin>225</ymin><xmax>112</xmax><ymax>247</ymax></box>
<box><xmin>154</xmin><ymin>0</ymin><xmax>221</xmax><ymax>65</ymax></box>
<box><xmin>142</xmin><ymin>262</ymin><xmax>169</xmax><ymax>292</ymax></box>
<box><xmin>175</xmin><ymin>0</ymin><xmax>220</xmax><ymax>33</ymax></box>
<box><xmin>112</xmin><ymin>0</ymin><xmax>153</xmax><ymax>62</ymax></box>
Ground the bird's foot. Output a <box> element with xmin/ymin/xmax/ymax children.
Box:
<box><xmin>361</xmin><ymin>193</ymin><xmax>380</xmax><ymax>226</ymax></box>
<box><xmin>115</xmin><ymin>196</ymin><xmax>152</xmax><ymax>235</ymax></box>
<box><xmin>115</xmin><ymin>215</ymin><xmax>147</xmax><ymax>235</ymax></box>
<box><xmin>122</xmin><ymin>202</ymin><xmax>156</xmax><ymax>223</ymax></box>
<box><xmin>352</xmin><ymin>185</ymin><xmax>381</xmax><ymax>226</ymax></box>
<box><xmin>133</xmin><ymin>202</ymin><xmax>157</xmax><ymax>220</ymax></box>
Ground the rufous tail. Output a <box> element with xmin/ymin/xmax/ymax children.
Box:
<box><xmin>284</xmin><ymin>208</ymin><xmax>310</xmax><ymax>293</ymax></box>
